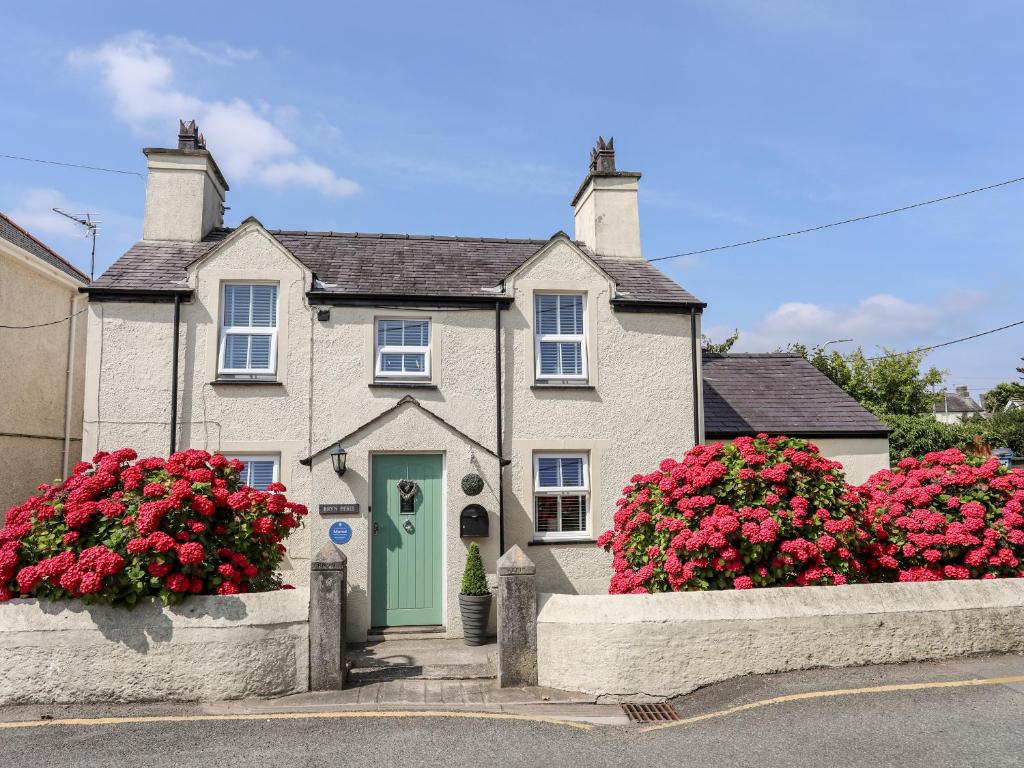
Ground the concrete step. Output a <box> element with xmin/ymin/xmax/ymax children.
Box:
<box><xmin>366</xmin><ymin>625</ymin><xmax>447</xmax><ymax>642</ymax></box>
<box><xmin>348</xmin><ymin>637</ymin><xmax>497</xmax><ymax>684</ymax></box>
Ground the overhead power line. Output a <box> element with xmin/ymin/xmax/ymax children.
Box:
<box><xmin>865</xmin><ymin>319</ymin><xmax>1024</xmax><ymax>361</ymax></box>
<box><xmin>650</xmin><ymin>175</ymin><xmax>1024</xmax><ymax>263</ymax></box>
<box><xmin>0</xmin><ymin>153</ymin><xmax>143</xmax><ymax>178</ymax></box>
<box><xmin>0</xmin><ymin>308</ymin><xmax>88</xmax><ymax>329</ymax></box>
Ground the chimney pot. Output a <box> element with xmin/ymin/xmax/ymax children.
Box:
<box><xmin>177</xmin><ymin>119</ymin><xmax>206</xmax><ymax>151</ymax></box>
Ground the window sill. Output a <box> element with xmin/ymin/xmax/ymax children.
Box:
<box><xmin>527</xmin><ymin>538</ymin><xmax>597</xmax><ymax>546</ymax></box>
<box><xmin>210</xmin><ymin>379</ymin><xmax>283</xmax><ymax>386</ymax></box>
<box><xmin>369</xmin><ymin>382</ymin><xmax>439</xmax><ymax>390</ymax></box>
<box><xmin>531</xmin><ymin>384</ymin><xmax>595</xmax><ymax>391</ymax></box>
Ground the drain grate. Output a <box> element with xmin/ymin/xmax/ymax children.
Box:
<box><xmin>621</xmin><ymin>702</ymin><xmax>679</xmax><ymax>723</ymax></box>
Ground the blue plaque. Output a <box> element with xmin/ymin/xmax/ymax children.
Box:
<box><xmin>328</xmin><ymin>521</ymin><xmax>352</xmax><ymax>545</ymax></box>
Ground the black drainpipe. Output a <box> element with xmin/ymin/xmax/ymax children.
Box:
<box><xmin>495</xmin><ymin>299</ymin><xmax>506</xmax><ymax>556</ymax></box>
<box><xmin>170</xmin><ymin>293</ymin><xmax>182</xmax><ymax>455</ymax></box>
<box><xmin>690</xmin><ymin>307</ymin><xmax>700</xmax><ymax>446</ymax></box>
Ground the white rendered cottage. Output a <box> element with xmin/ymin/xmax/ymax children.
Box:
<box><xmin>81</xmin><ymin>125</ymin><xmax>887</xmax><ymax>639</ymax></box>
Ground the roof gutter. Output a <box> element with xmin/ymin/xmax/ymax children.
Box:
<box><xmin>307</xmin><ymin>291</ymin><xmax>513</xmax><ymax>309</ymax></box>
<box><xmin>611</xmin><ymin>299</ymin><xmax>707</xmax><ymax>314</ymax></box>
<box><xmin>81</xmin><ymin>287</ymin><xmax>193</xmax><ymax>304</ymax></box>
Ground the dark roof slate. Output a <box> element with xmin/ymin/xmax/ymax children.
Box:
<box><xmin>703</xmin><ymin>353</ymin><xmax>888</xmax><ymax>437</ymax></box>
<box><xmin>0</xmin><ymin>212</ymin><xmax>88</xmax><ymax>283</ymax></box>
<box><xmin>89</xmin><ymin>226</ymin><xmax>703</xmax><ymax>307</ymax></box>
<box><xmin>933</xmin><ymin>392</ymin><xmax>983</xmax><ymax>414</ymax></box>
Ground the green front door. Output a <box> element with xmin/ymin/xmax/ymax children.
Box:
<box><xmin>371</xmin><ymin>454</ymin><xmax>444</xmax><ymax>627</ymax></box>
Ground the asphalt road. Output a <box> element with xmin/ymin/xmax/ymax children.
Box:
<box><xmin>3</xmin><ymin>657</ymin><xmax>1022</xmax><ymax>768</ymax></box>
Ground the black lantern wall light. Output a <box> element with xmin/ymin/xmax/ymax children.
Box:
<box><xmin>330</xmin><ymin>443</ymin><xmax>348</xmax><ymax>476</ymax></box>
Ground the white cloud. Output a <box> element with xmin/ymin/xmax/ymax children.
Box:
<box><xmin>7</xmin><ymin>189</ymin><xmax>86</xmax><ymax>239</ymax></box>
<box><xmin>71</xmin><ymin>32</ymin><xmax>358</xmax><ymax>197</ymax></box>
<box><xmin>259</xmin><ymin>160</ymin><xmax>360</xmax><ymax>197</ymax></box>
<box><xmin>708</xmin><ymin>291</ymin><xmax>987</xmax><ymax>353</ymax></box>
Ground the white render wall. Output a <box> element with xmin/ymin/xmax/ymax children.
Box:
<box><xmin>0</xmin><ymin>589</ymin><xmax>309</xmax><ymax>705</ymax></box>
<box><xmin>537</xmin><ymin>579</ymin><xmax>1024</xmax><ymax>698</ymax></box>
<box><xmin>812</xmin><ymin>436</ymin><xmax>890</xmax><ymax>485</ymax></box>
<box><xmin>82</xmin><ymin>226</ymin><xmax>698</xmax><ymax>632</ymax></box>
<box><xmin>504</xmin><ymin>241</ymin><xmax>696</xmax><ymax>595</ymax></box>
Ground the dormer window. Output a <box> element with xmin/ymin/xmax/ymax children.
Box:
<box><xmin>375</xmin><ymin>318</ymin><xmax>431</xmax><ymax>379</ymax></box>
<box><xmin>534</xmin><ymin>293</ymin><xmax>586</xmax><ymax>382</ymax></box>
<box><xmin>218</xmin><ymin>283</ymin><xmax>279</xmax><ymax>377</ymax></box>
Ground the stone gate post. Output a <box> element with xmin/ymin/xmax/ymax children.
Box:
<box><xmin>309</xmin><ymin>543</ymin><xmax>347</xmax><ymax>690</ymax></box>
<box><xmin>497</xmin><ymin>545</ymin><xmax>538</xmax><ymax>687</ymax></box>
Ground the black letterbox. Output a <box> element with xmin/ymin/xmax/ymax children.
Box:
<box><xmin>459</xmin><ymin>504</ymin><xmax>489</xmax><ymax>538</ymax></box>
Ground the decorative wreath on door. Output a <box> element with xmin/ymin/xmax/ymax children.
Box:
<box><xmin>397</xmin><ymin>480</ymin><xmax>419</xmax><ymax>501</ymax></box>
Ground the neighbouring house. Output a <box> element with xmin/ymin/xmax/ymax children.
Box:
<box><xmin>1003</xmin><ymin>399</ymin><xmax>1024</xmax><ymax>412</ymax></box>
<box><xmin>0</xmin><ymin>212</ymin><xmax>88</xmax><ymax>518</ymax></box>
<box><xmin>81</xmin><ymin>124</ymin><xmax>888</xmax><ymax>638</ymax></box>
<box><xmin>701</xmin><ymin>353</ymin><xmax>890</xmax><ymax>485</ymax></box>
<box><xmin>933</xmin><ymin>385</ymin><xmax>984</xmax><ymax>424</ymax></box>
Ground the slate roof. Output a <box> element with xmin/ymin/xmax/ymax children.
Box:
<box><xmin>702</xmin><ymin>353</ymin><xmax>888</xmax><ymax>437</ymax></box>
<box><xmin>933</xmin><ymin>392</ymin><xmax>983</xmax><ymax>414</ymax></box>
<box><xmin>88</xmin><ymin>226</ymin><xmax>703</xmax><ymax>307</ymax></box>
<box><xmin>0</xmin><ymin>212</ymin><xmax>88</xmax><ymax>283</ymax></box>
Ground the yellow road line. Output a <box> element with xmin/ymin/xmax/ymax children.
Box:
<box><xmin>0</xmin><ymin>709</ymin><xmax>593</xmax><ymax>732</ymax></box>
<box><xmin>640</xmin><ymin>674</ymin><xmax>1024</xmax><ymax>733</ymax></box>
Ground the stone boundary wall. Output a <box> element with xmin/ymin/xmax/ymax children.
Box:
<box><xmin>0</xmin><ymin>588</ymin><xmax>309</xmax><ymax>705</ymax></box>
<box><xmin>536</xmin><ymin>580</ymin><xmax>1024</xmax><ymax>698</ymax></box>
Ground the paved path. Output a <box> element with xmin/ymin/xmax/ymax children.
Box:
<box><xmin>2</xmin><ymin>654</ymin><xmax>1021</xmax><ymax>767</ymax></box>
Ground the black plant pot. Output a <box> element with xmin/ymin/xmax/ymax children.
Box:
<box><xmin>459</xmin><ymin>593</ymin><xmax>492</xmax><ymax>646</ymax></box>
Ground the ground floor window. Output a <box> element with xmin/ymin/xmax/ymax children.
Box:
<box><xmin>533</xmin><ymin>453</ymin><xmax>589</xmax><ymax>539</ymax></box>
<box><xmin>228</xmin><ymin>454</ymin><xmax>280</xmax><ymax>491</ymax></box>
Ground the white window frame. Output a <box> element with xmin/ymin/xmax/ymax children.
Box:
<box><xmin>374</xmin><ymin>317</ymin><xmax>432</xmax><ymax>380</ymax></box>
<box><xmin>227</xmin><ymin>454</ymin><xmax>281</xmax><ymax>491</ymax></box>
<box><xmin>218</xmin><ymin>282</ymin><xmax>279</xmax><ymax>377</ymax></box>
<box><xmin>532</xmin><ymin>452</ymin><xmax>590</xmax><ymax>541</ymax></box>
<box><xmin>534</xmin><ymin>293</ymin><xmax>588</xmax><ymax>383</ymax></box>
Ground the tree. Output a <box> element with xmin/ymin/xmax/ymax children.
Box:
<box><xmin>982</xmin><ymin>382</ymin><xmax>1024</xmax><ymax>414</ymax></box>
<box><xmin>878</xmin><ymin>413</ymin><xmax>979</xmax><ymax>462</ymax></box>
<box><xmin>782</xmin><ymin>344</ymin><xmax>945</xmax><ymax>416</ymax></box>
<box><xmin>702</xmin><ymin>329</ymin><xmax>739</xmax><ymax>354</ymax></box>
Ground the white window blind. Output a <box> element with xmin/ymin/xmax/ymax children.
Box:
<box><xmin>534</xmin><ymin>294</ymin><xmax>586</xmax><ymax>380</ymax></box>
<box><xmin>533</xmin><ymin>454</ymin><xmax>589</xmax><ymax>539</ymax></box>
<box><xmin>375</xmin><ymin>318</ymin><xmax>431</xmax><ymax>378</ymax></box>
<box><xmin>230</xmin><ymin>455</ymin><xmax>280</xmax><ymax>491</ymax></box>
<box><xmin>219</xmin><ymin>283</ymin><xmax>278</xmax><ymax>375</ymax></box>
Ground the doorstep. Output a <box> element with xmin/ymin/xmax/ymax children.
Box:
<box><xmin>348</xmin><ymin>637</ymin><xmax>498</xmax><ymax>684</ymax></box>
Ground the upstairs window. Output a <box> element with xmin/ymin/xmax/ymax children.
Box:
<box><xmin>219</xmin><ymin>283</ymin><xmax>278</xmax><ymax>376</ymax></box>
<box><xmin>229</xmin><ymin>454</ymin><xmax>279</xmax><ymax>491</ymax></box>
<box><xmin>534</xmin><ymin>294</ymin><xmax>586</xmax><ymax>381</ymax></box>
<box><xmin>533</xmin><ymin>453</ymin><xmax>589</xmax><ymax>539</ymax></box>
<box><xmin>375</xmin><ymin>318</ymin><xmax>431</xmax><ymax>379</ymax></box>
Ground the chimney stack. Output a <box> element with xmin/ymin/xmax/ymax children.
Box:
<box><xmin>955</xmin><ymin>385</ymin><xmax>970</xmax><ymax>399</ymax></box>
<box><xmin>142</xmin><ymin>120</ymin><xmax>229</xmax><ymax>242</ymax></box>
<box><xmin>571</xmin><ymin>136</ymin><xmax>643</xmax><ymax>260</ymax></box>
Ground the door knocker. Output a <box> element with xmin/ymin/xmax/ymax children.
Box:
<box><xmin>397</xmin><ymin>479</ymin><xmax>419</xmax><ymax>514</ymax></box>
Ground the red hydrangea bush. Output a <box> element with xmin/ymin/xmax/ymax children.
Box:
<box><xmin>860</xmin><ymin>448</ymin><xmax>1024</xmax><ymax>582</ymax></box>
<box><xmin>0</xmin><ymin>448</ymin><xmax>307</xmax><ymax>606</ymax></box>
<box><xmin>599</xmin><ymin>435</ymin><xmax>865</xmax><ymax>593</ymax></box>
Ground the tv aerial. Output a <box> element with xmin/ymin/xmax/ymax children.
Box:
<box><xmin>52</xmin><ymin>208</ymin><xmax>100</xmax><ymax>280</ymax></box>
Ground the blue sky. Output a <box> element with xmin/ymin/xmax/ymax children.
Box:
<box><xmin>2</xmin><ymin>1</ymin><xmax>1022</xmax><ymax>396</ymax></box>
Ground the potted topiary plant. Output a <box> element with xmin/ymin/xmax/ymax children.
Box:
<box><xmin>458</xmin><ymin>542</ymin><xmax>491</xmax><ymax>646</ymax></box>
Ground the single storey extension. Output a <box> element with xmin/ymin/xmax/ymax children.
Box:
<box><xmin>702</xmin><ymin>352</ymin><xmax>890</xmax><ymax>484</ymax></box>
